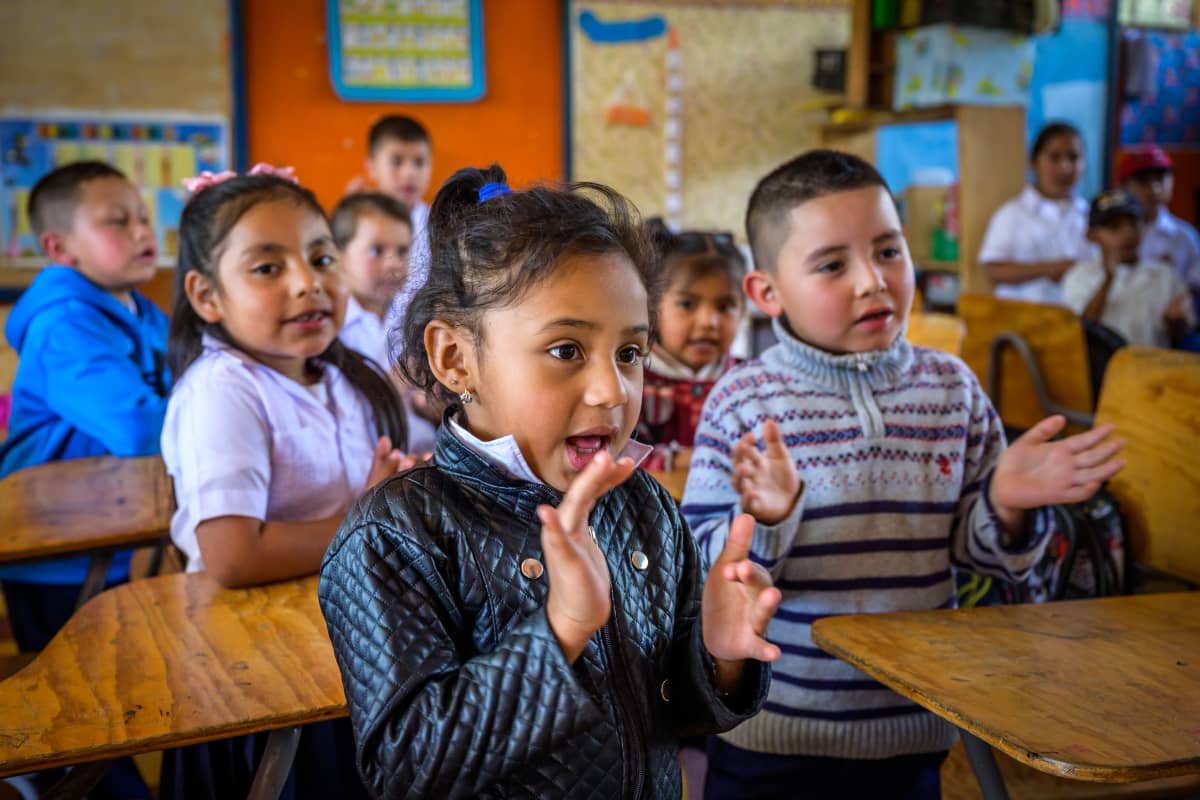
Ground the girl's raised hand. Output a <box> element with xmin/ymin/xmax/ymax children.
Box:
<box><xmin>733</xmin><ymin>419</ymin><xmax>801</xmax><ymax>525</ymax></box>
<box><xmin>537</xmin><ymin>450</ymin><xmax>635</xmax><ymax>663</ymax></box>
<box><xmin>365</xmin><ymin>435</ymin><xmax>415</xmax><ymax>489</ymax></box>
<box><xmin>702</xmin><ymin>513</ymin><xmax>782</xmax><ymax>692</ymax></box>
<box><xmin>991</xmin><ymin>416</ymin><xmax>1125</xmax><ymax>512</ymax></box>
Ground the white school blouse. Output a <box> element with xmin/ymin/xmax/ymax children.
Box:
<box><xmin>1062</xmin><ymin>258</ymin><xmax>1194</xmax><ymax>348</ymax></box>
<box><xmin>1139</xmin><ymin>208</ymin><xmax>1200</xmax><ymax>291</ymax></box>
<box><xmin>161</xmin><ymin>335</ymin><xmax>377</xmax><ymax>573</ymax></box>
<box><xmin>978</xmin><ymin>185</ymin><xmax>1094</xmax><ymax>306</ymax></box>
<box><xmin>339</xmin><ymin>295</ymin><xmax>438</xmax><ymax>455</ymax></box>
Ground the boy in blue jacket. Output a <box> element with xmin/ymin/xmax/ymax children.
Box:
<box><xmin>1</xmin><ymin>161</ymin><xmax>168</xmax><ymax>659</ymax></box>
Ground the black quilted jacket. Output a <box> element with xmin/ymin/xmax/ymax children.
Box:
<box><xmin>318</xmin><ymin>426</ymin><xmax>770</xmax><ymax>799</ymax></box>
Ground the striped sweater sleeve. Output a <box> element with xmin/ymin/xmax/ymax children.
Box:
<box><xmin>681</xmin><ymin>379</ymin><xmax>808</xmax><ymax>574</ymax></box>
<box><xmin>949</xmin><ymin>373</ymin><xmax>1052</xmax><ymax>582</ymax></box>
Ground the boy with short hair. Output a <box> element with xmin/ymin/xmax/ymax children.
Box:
<box><xmin>1062</xmin><ymin>188</ymin><xmax>1195</xmax><ymax>348</ymax></box>
<box><xmin>1118</xmin><ymin>144</ymin><xmax>1200</xmax><ymax>293</ymax></box>
<box><xmin>0</xmin><ymin>159</ymin><xmax>166</xmax><ymax>798</ymax></box>
<box><xmin>682</xmin><ymin>150</ymin><xmax>1125</xmax><ymax>800</ymax></box>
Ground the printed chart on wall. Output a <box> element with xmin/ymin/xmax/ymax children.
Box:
<box><xmin>327</xmin><ymin>0</ymin><xmax>485</xmax><ymax>102</ymax></box>
<box><xmin>569</xmin><ymin>0</ymin><xmax>849</xmax><ymax>238</ymax></box>
<box><xmin>0</xmin><ymin>113</ymin><xmax>229</xmax><ymax>264</ymax></box>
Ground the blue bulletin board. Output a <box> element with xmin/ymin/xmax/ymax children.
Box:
<box><xmin>326</xmin><ymin>0</ymin><xmax>486</xmax><ymax>102</ymax></box>
<box><xmin>0</xmin><ymin>112</ymin><xmax>229</xmax><ymax>264</ymax></box>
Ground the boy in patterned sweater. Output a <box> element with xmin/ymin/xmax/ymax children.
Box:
<box><xmin>682</xmin><ymin>150</ymin><xmax>1126</xmax><ymax>800</ymax></box>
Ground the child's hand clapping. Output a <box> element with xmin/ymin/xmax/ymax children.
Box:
<box><xmin>702</xmin><ymin>513</ymin><xmax>782</xmax><ymax>694</ymax></box>
<box><xmin>733</xmin><ymin>419</ymin><xmax>802</xmax><ymax>525</ymax></box>
<box><xmin>366</xmin><ymin>435</ymin><xmax>423</xmax><ymax>489</ymax></box>
<box><xmin>990</xmin><ymin>416</ymin><xmax>1124</xmax><ymax>535</ymax></box>
<box><xmin>537</xmin><ymin>451</ymin><xmax>636</xmax><ymax>663</ymax></box>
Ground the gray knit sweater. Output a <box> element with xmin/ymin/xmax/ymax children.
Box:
<box><xmin>682</xmin><ymin>318</ymin><xmax>1051</xmax><ymax>759</ymax></box>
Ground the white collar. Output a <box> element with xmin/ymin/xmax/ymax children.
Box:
<box><xmin>647</xmin><ymin>344</ymin><xmax>729</xmax><ymax>381</ymax></box>
<box><xmin>343</xmin><ymin>294</ymin><xmax>384</xmax><ymax>330</ymax></box>
<box><xmin>448</xmin><ymin>417</ymin><xmax>653</xmax><ymax>486</ymax></box>
<box><xmin>1020</xmin><ymin>185</ymin><xmax>1086</xmax><ymax>218</ymax></box>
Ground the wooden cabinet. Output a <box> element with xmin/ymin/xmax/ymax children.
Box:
<box><xmin>817</xmin><ymin>104</ymin><xmax>1027</xmax><ymax>296</ymax></box>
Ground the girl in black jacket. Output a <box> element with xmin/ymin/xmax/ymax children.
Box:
<box><xmin>319</xmin><ymin>165</ymin><xmax>781</xmax><ymax>799</ymax></box>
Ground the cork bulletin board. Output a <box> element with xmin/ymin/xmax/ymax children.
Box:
<box><xmin>0</xmin><ymin>0</ymin><xmax>232</xmax><ymax>270</ymax></box>
<box><xmin>568</xmin><ymin>0</ymin><xmax>850</xmax><ymax>237</ymax></box>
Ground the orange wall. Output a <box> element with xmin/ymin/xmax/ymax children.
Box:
<box><xmin>243</xmin><ymin>0</ymin><xmax>564</xmax><ymax>211</ymax></box>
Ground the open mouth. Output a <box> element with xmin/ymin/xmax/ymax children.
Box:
<box><xmin>855</xmin><ymin>308</ymin><xmax>894</xmax><ymax>328</ymax></box>
<box><xmin>285</xmin><ymin>309</ymin><xmax>332</xmax><ymax>328</ymax></box>
<box><xmin>564</xmin><ymin>428</ymin><xmax>616</xmax><ymax>471</ymax></box>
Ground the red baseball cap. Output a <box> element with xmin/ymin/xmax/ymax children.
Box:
<box><xmin>1118</xmin><ymin>145</ymin><xmax>1173</xmax><ymax>183</ymax></box>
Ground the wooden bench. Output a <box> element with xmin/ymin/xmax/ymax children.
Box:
<box><xmin>957</xmin><ymin>294</ymin><xmax>1093</xmax><ymax>431</ymax></box>
<box><xmin>0</xmin><ymin>455</ymin><xmax>174</xmax><ymax>606</ymax></box>
<box><xmin>813</xmin><ymin>593</ymin><xmax>1200</xmax><ymax>799</ymax></box>
<box><xmin>0</xmin><ymin>572</ymin><xmax>344</xmax><ymax>799</ymax></box>
<box><xmin>1094</xmin><ymin>346</ymin><xmax>1200</xmax><ymax>586</ymax></box>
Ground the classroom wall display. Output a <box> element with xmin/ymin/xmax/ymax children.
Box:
<box><xmin>0</xmin><ymin>113</ymin><xmax>229</xmax><ymax>265</ymax></box>
<box><xmin>1118</xmin><ymin>0</ymin><xmax>1195</xmax><ymax>28</ymax></box>
<box><xmin>1119</xmin><ymin>29</ymin><xmax>1200</xmax><ymax>146</ymax></box>
<box><xmin>893</xmin><ymin>25</ymin><xmax>1035</xmax><ymax>110</ymax></box>
<box><xmin>568</xmin><ymin>0</ymin><xmax>849</xmax><ymax>239</ymax></box>
<box><xmin>326</xmin><ymin>0</ymin><xmax>486</xmax><ymax>102</ymax></box>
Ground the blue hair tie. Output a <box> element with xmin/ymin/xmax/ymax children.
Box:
<box><xmin>478</xmin><ymin>182</ymin><xmax>512</xmax><ymax>204</ymax></box>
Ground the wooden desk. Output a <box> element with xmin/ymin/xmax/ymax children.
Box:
<box><xmin>0</xmin><ymin>455</ymin><xmax>174</xmax><ymax>603</ymax></box>
<box><xmin>647</xmin><ymin>468</ymin><xmax>687</xmax><ymax>503</ymax></box>
<box><xmin>812</xmin><ymin>594</ymin><xmax>1200</xmax><ymax>797</ymax></box>
<box><xmin>0</xmin><ymin>573</ymin><xmax>344</xmax><ymax>796</ymax></box>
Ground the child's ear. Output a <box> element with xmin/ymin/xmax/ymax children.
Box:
<box><xmin>40</xmin><ymin>231</ymin><xmax>74</xmax><ymax>265</ymax></box>
<box><xmin>363</xmin><ymin>156</ymin><xmax>379</xmax><ymax>184</ymax></box>
<box><xmin>184</xmin><ymin>271</ymin><xmax>223</xmax><ymax>324</ymax></box>
<box><xmin>744</xmin><ymin>270</ymin><xmax>784</xmax><ymax>317</ymax></box>
<box><xmin>425</xmin><ymin>320</ymin><xmax>476</xmax><ymax>393</ymax></box>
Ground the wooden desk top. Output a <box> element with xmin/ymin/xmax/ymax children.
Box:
<box><xmin>0</xmin><ymin>573</ymin><xmax>345</xmax><ymax>776</ymax></box>
<box><xmin>812</xmin><ymin>593</ymin><xmax>1200</xmax><ymax>783</ymax></box>
<box><xmin>646</xmin><ymin>469</ymin><xmax>687</xmax><ymax>503</ymax></box>
<box><xmin>0</xmin><ymin>455</ymin><xmax>173</xmax><ymax>564</ymax></box>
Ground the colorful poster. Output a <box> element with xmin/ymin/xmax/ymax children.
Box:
<box><xmin>0</xmin><ymin>113</ymin><xmax>228</xmax><ymax>265</ymax></box>
<box><xmin>327</xmin><ymin>0</ymin><xmax>486</xmax><ymax>102</ymax></box>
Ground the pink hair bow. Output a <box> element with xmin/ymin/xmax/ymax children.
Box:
<box><xmin>181</xmin><ymin>162</ymin><xmax>300</xmax><ymax>193</ymax></box>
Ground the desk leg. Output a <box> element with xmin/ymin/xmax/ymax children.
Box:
<box><xmin>247</xmin><ymin>726</ymin><xmax>302</xmax><ymax>800</ymax></box>
<box><xmin>43</xmin><ymin>759</ymin><xmax>112</xmax><ymax>800</ymax></box>
<box><xmin>76</xmin><ymin>553</ymin><xmax>114</xmax><ymax>608</ymax></box>
<box><xmin>961</xmin><ymin>730</ymin><xmax>1010</xmax><ymax>800</ymax></box>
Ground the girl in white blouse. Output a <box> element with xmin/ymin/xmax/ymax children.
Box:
<box><xmin>979</xmin><ymin>122</ymin><xmax>1095</xmax><ymax>306</ymax></box>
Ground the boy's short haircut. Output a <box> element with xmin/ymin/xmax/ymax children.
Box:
<box><xmin>331</xmin><ymin>192</ymin><xmax>413</xmax><ymax>250</ymax></box>
<box><xmin>27</xmin><ymin>160</ymin><xmax>127</xmax><ymax>238</ymax></box>
<box><xmin>367</xmin><ymin>115</ymin><xmax>431</xmax><ymax>155</ymax></box>
<box><xmin>745</xmin><ymin>149</ymin><xmax>890</xmax><ymax>273</ymax></box>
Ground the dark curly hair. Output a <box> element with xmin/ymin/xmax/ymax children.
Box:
<box><xmin>399</xmin><ymin>164</ymin><xmax>662</xmax><ymax>412</ymax></box>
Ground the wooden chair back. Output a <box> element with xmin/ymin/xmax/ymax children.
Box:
<box><xmin>957</xmin><ymin>293</ymin><xmax>1092</xmax><ymax>430</ymax></box>
<box><xmin>1094</xmin><ymin>347</ymin><xmax>1200</xmax><ymax>585</ymax></box>
<box><xmin>906</xmin><ymin>312</ymin><xmax>966</xmax><ymax>357</ymax></box>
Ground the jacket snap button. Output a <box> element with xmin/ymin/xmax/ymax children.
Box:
<box><xmin>660</xmin><ymin>679</ymin><xmax>672</xmax><ymax>702</ymax></box>
<box><xmin>520</xmin><ymin>558</ymin><xmax>544</xmax><ymax>580</ymax></box>
<box><xmin>631</xmin><ymin>551</ymin><xmax>649</xmax><ymax>571</ymax></box>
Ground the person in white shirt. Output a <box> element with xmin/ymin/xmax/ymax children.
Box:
<box><xmin>331</xmin><ymin>192</ymin><xmax>437</xmax><ymax>452</ymax></box>
<box><xmin>979</xmin><ymin>122</ymin><xmax>1095</xmax><ymax>306</ymax></box>
<box><xmin>1062</xmin><ymin>189</ymin><xmax>1195</xmax><ymax>349</ymax></box>
<box><xmin>1118</xmin><ymin>144</ymin><xmax>1200</xmax><ymax>296</ymax></box>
